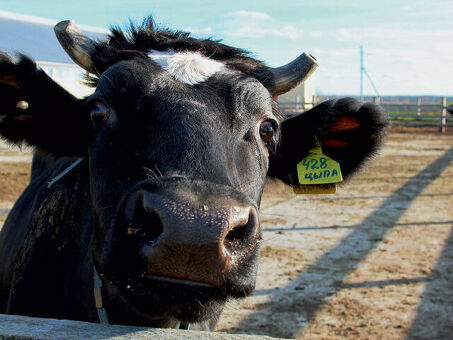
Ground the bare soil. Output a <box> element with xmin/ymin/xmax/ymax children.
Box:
<box><xmin>1</xmin><ymin>127</ymin><xmax>453</xmax><ymax>339</ymax></box>
<box><xmin>216</xmin><ymin>127</ymin><xmax>453</xmax><ymax>339</ymax></box>
<box><xmin>0</xmin><ymin>162</ymin><xmax>31</xmax><ymax>202</ymax></box>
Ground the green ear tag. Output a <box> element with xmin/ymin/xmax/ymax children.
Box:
<box><xmin>293</xmin><ymin>142</ymin><xmax>343</xmax><ymax>194</ymax></box>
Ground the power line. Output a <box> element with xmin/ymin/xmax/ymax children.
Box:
<box><xmin>363</xmin><ymin>68</ymin><xmax>380</xmax><ymax>97</ymax></box>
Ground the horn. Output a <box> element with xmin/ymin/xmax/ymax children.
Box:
<box><xmin>265</xmin><ymin>53</ymin><xmax>318</xmax><ymax>96</ymax></box>
<box><xmin>54</xmin><ymin>20</ymin><xmax>97</xmax><ymax>74</ymax></box>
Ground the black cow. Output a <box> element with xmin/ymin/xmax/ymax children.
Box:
<box><xmin>0</xmin><ymin>17</ymin><xmax>387</xmax><ymax>330</ymax></box>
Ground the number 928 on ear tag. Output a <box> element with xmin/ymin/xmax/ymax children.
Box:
<box><xmin>293</xmin><ymin>144</ymin><xmax>343</xmax><ymax>194</ymax></box>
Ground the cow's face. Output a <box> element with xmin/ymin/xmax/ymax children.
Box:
<box><xmin>86</xmin><ymin>56</ymin><xmax>278</xmax><ymax>321</ymax></box>
<box><xmin>0</xmin><ymin>19</ymin><xmax>387</xmax><ymax>327</ymax></box>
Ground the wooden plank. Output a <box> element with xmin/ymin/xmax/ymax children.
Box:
<box><xmin>382</xmin><ymin>105</ymin><xmax>443</xmax><ymax>112</ymax></box>
<box><xmin>387</xmin><ymin>114</ymin><xmax>440</xmax><ymax>119</ymax></box>
<box><xmin>390</xmin><ymin>122</ymin><xmax>440</xmax><ymax>127</ymax></box>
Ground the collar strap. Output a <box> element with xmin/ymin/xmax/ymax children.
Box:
<box><xmin>47</xmin><ymin>157</ymin><xmax>84</xmax><ymax>188</ymax></box>
<box><xmin>93</xmin><ymin>268</ymin><xmax>109</xmax><ymax>324</ymax></box>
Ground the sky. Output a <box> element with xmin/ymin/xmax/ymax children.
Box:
<box><xmin>1</xmin><ymin>0</ymin><xmax>452</xmax><ymax>96</ymax></box>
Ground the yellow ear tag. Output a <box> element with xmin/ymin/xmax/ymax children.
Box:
<box><xmin>293</xmin><ymin>142</ymin><xmax>343</xmax><ymax>194</ymax></box>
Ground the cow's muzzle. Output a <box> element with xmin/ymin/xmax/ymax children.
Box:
<box><xmin>122</xmin><ymin>182</ymin><xmax>261</xmax><ymax>287</ymax></box>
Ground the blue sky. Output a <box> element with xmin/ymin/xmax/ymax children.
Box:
<box><xmin>1</xmin><ymin>0</ymin><xmax>452</xmax><ymax>95</ymax></box>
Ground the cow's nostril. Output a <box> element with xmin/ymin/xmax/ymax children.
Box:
<box><xmin>140</xmin><ymin>209</ymin><xmax>164</xmax><ymax>246</ymax></box>
<box><xmin>224</xmin><ymin>208</ymin><xmax>257</xmax><ymax>254</ymax></box>
<box><xmin>128</xmin><ymin>194</ymin><xmax>164</xmax><ymax>246</ymax></box>
<box><xmin>225</xmin><ymin>222</ymin><xmax>247</xmax><ymax>241</ymax></box>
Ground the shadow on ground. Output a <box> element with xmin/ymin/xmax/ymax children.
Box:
<box><xmin>233</xmin><ymin>145</ymin><xmax>453</xmax><ymax>338</ymax></box>
<box><xmin>407</xmin><ymin>225</ymin><xmax>453</xmax><ymax>340</ymax></box>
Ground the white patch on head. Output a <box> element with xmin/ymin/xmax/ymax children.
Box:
<box><xmin>149</xmin><ymin>50</ymin><xmax>225</xmax><ymax>85</ymax></box>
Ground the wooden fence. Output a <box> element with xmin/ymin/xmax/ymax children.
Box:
<box><xmin>278</xmin><ymin>97</ymin><xmax>453</xmax><ymax>133</ymax></box>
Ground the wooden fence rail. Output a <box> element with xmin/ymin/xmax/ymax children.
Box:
<box><xmin>278</xmin><ymin>97</ymin><xmax>452</xmax><ymax>133</ymax></box>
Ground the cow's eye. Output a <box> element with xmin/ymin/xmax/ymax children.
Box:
<box><xmin>90</xmin><ymin>102</ymin><xmax>110</xmax><ymax>126</ymax></box>
<box><xmin>259</xmin><ymin>121</ymin><xmax>274</xmax><ymax>144</ymax></box>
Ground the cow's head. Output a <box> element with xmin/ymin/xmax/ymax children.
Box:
<box><xmin>0</xmin><ymin>18</ymin><xmax>387</xmax><ymax>326</ymax></box>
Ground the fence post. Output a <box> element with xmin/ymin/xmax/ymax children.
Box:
<box><xmin>416</xmin><ymin>97</ymin><xmax>421</xmax><ymax>116</ymax></box>
<box><xmin>440</xmin><ymin>97</ymin><xmax>447</xmax><ymax>133</ymax></box>
<box><xmin>373</xmin><ymin>96</ymin><xmax>381</xmax><ymax>104</ymax></box>
<box><xmin>312</xmin><ymin>94</ymin><xmax>317</xmax><ymax>106</ymax></box>
<box><xmin>296</xmin><ymin>96</ymin><xmax>300</xmax><ymax>111</ymax></box>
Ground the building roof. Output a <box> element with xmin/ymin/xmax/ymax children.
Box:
<box><xmin>0</xmin><ymin>10</ymin><xmax>107</xmax><ymax>64</ymax></box>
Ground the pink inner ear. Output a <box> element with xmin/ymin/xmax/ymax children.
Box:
<box><xmin>0</xmin><ymin>74</ymin><xmax>20</xmax><ymax>89</ymax></box>
<box><xmin>328</xmin><ymin>116</ymin><xmax>360</xmax><ymax>133</ymax></box>
<box><xmin>322</xmin><ymin>139</ymin><xmax>350</xmax><ymax>148</ymax></box>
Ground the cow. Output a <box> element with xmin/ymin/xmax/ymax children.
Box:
<box><xmin>0</xmin><ymin>17</ymin><xmax>388</xmax><ymax>331</ymax></box>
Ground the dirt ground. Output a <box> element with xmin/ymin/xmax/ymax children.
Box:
<box><xmin>1</xmin><ymin>127</ymin><xmax>453</xmax><ymax>339</ymax></box>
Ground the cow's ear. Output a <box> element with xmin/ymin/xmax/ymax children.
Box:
<box><xmin>0</xmin><ymin>53</ymin><xmax>88</xmax><ymax>156</ymax></box>
<box><xmin>268</xmin><ymin>98</ymin><xmax>388</xmax><ymax>186</ymax></box>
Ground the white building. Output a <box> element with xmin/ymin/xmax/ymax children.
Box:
<box><xmin>0</xmin><ymin>10</ymin><xmax>107</xmax><ymax>98</ymax></box>
<box><xmin>277</xmin><ymin>78</ymin><xmax>316</xmax><ymax>110</ymax></box>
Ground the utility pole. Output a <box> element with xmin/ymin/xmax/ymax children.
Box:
<box><xmin>360</xmin><ymin>46</ymin><xmax>380</xmax><ymax>101</ymax></box>
<box><xmin>360</xmin><ymin>45</ymin><xmax>364</xmax><ymax>101</ymax></box>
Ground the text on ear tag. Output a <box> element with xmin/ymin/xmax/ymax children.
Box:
<box><xmin>294</xmin><ymin>142</ymin><xmax>343</xmax><ymax>194</ymax></box>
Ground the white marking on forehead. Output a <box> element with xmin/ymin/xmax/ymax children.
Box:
<box><xmin>149</xmin><ymin>49</ymin><xmax>225</xmax><ymax>85</ymax></box>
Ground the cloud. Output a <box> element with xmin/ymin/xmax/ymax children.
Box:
<box><xmin>186</xmin><ymin>11</ymin><xmax>302</xmax><ymax>40</ymax></box>
<box><xmin>275</xmin><ymin>25</ymin><xmax>302</xmax><ymax>39</ymax></box>
<box><xmin>334</xmin><ymin>27</ymin><xmax>453</xmax><ymax>43</ymax></box>
<box><xmin>226</xmin><ymin>11</ymin><xmax>274</xmax><ymax>21</ymax></box>
<box><xmin>223</xmin><ymin>11</ymin><xmax>302</xmax><ymax>39</ymax></box>
<box><xmin>224</xmin><ymin>24</ymin><xmax>302</xmax><ymax>39</ymax></box>
<box><xmin>183</xmin><ymin>26</ymin><xmax>213</xmax><ymax>35</ymax></box>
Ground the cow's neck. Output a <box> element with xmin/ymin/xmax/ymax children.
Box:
<box><xmin>6</xmin><ymin>151</ymin><xmax>96</xmax><ymax>322</ymax></box>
